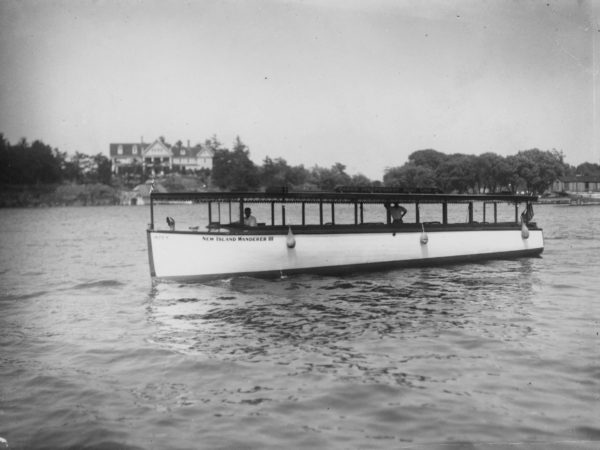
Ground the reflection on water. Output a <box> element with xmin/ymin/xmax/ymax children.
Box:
<box><xmin>147</xmin><ymin>260</ymin><xmax>538</xmax><ymax>386</ymax></box>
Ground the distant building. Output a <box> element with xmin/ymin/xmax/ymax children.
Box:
<box><xmin>110</xmin><ymin>138</ymin><xmax>214</xmax><ymax>175</ymax></box>
<box><xmin>553</xmin><ymin>176</ymin><xmax>600</xmax><ymax>193</ymax></box>
<box><xmin>120</xmin><ymin>180</ymin><xmax>167</xmax><ymax>206</ymax></box>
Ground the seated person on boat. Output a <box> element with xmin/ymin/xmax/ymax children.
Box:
<box><xmin>243</xmin><ymin>207</ymin><xmax>257</xmax><ymax>227</ymax></box>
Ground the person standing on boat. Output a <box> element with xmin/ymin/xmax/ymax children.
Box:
<box><xmin>385</xmin><ymin>202</ymin><xmax>407</xmax><ymax>224</ymax></box>
<box><xmin>243</xmin><ymin>207</ymin><xmax>257</xmax><ymax>227</ymax></box>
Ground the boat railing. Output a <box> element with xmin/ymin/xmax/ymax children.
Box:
<box><xmin>148</xmin><ymin>191</ymin><xmax>539</xmax><ymax>232</ymax></box>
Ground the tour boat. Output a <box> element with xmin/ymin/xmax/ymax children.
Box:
<box><xmin>146</xmin><ymin>189</ymin><xmax>544</xmax><ymax>282</ymax></box>
<box><xmin>565</xmin><ymin>191</ymin><xmax>600</xmax><ymax>205</ymax></box>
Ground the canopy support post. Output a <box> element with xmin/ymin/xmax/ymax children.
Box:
<box><xmin>319</xmin><ymin>200</ymin><xmax>323</xmax><ymax>225</ymax></box>
<box><xmin>442</xmin><ymin>202</ymin><xmax>448</xmax><ymax>225</ymax></box>
<box><xmin>302</xmin><ymin>202</ymin><xmax>306</xmax><ymax>226</ymax></box>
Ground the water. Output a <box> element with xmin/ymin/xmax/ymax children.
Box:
<box><xmin>0</xmin><ymin>204</ymin><xmax>599</xmax><ymax>449</ymax></box>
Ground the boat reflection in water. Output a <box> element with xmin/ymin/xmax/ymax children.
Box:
<box><xmin>146</xmin><ymin>188</ymin><xmax>544</xmax><ymax>282</ymax></box>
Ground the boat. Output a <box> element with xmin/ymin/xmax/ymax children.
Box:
<box><xmin>564</xmin><ymin>191</ymin><xmax>600</xmax><ymax>205</ymax></box>
<box><xmin>146</xmin><ymin>189</ymin><xmax>544</xmax><ymax>282</ymax></box>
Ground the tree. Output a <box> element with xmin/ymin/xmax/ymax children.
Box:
<box><xmin>477</xmin><ymin>152</ymin><xmax>512</xmax><ymax>193</ymax></box>
<box><xmin>407</xmin><ymin>149</ymin><xmax>448</xmax><ymax>170</ymax></box>
<box><xmin>309</xmin><ymin>163</ymin><xmax>351</xmax><ymax>190</ymax></box>
<box><xmin>511</xmin><ymin>149</ymin><xmax>566</xmax><ymax>194</ymax></box>
<box><xmin>575</xmin><ymin>162</ymin><xmax>600</xmax><ymax>177</ymax></box>
<box><xmin>436</xmin><ymin>155</ymin><xmax>475</xmax><ymax>193</ymax></box>
<box><xmin>383</xmin><ymin>163</ymin><xmax>437</xmax><ymax>188</ymax></box>
<box><xmin>204</xmin><ymin>135</ymin><xmax>224</xmax><ymax>153</ymax></box>
<box><xmin>350</xmin><ymin>173</ymin><xmax>373</xmax><ymax>186</ymax></box>
<box><xmin>93</xmin><ymin>153</ymin><xmax>112</xmax><ymax>185</ymax></box>
<box><xmin>261</xmin><ymin>157</ymin><xmax>292</xmax><ymax>187</ymax></box>
<box><xmin>211</xmin><ymin>137</ymin><xmax>259</xmax><ymax>190</ymax></box>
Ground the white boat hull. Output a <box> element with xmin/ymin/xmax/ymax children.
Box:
<box><xmin>148</xmin><ymin>228</ymin><xmax>544</xmax><ymax>281</ymax></box>
<box><xmin>566</xmin><ymin>192</ymin><xmax>600</xmax><ymax>204</ymax></box>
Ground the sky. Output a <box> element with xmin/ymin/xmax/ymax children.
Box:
<box><xmin>0</xmin><ymin>0</ymin><xmax>598</xmax><ymax>179</ymax></box>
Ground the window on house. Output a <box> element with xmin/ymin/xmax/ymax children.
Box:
<box><xmin>181</xmin><ymin>150</ymin><xmax>185</xmax><ymax>156</ymax></box>
<box><xmin>132</xmin><ymin>145</ymin><xmax>138</xmax><ymax>155</ymax></box>
<box><xmin>118</xmin><ymin>145</ymin><xmax>123</xmax><ymax>155</ymax></box>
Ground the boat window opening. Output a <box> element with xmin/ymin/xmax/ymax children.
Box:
<box><xmin>328</xmin><ymin>203</ymin><xmax>356</xmax><ymax>225</ymax></box>
<box><xmin>352</xmin><ymin>203</ymin><xmax>384</xmax><ymax>225</ymax></box>
<box><xmin>418</xmin><ymin>203</ymin><xmax>440</xmax><ymax>223</ymax></box>
<box><xmin>482</xmin><ymin>201</ymin><xmax>502</xmax><ymax>224</ymax></box>
<box><xmin>258</xmin><ymin>202</ymin><xmax>303</xmax><ymax>226</ymax></box>
<box><xmin>486</xmin><ymin>201</ymin><xmax>518</xmax><ymax>223</ymax></box>
<box><xmin>301</xmin><ymin>203</ymin><xmax>320</xmax><ymax>226</ymax></box>
<box><xmin>468</xmin><ymin>202</ymin><xmax>474</xmax><ymax>224</ymax></box>
<box><xmin>284</xmin><ymin>203</ymin><xmax>303</xmax><ymax>226</ymax></box>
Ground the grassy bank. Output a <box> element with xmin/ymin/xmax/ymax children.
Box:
<box><xmin>0</xmin><ymin>183</ymin><xmax>120</xmax><ymax>207</ymax></box>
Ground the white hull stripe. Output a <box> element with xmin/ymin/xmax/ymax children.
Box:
<box><xmin>148</xmin><ymin>229</ymin><xmax>544</xmax><ymax>281</ymax></box>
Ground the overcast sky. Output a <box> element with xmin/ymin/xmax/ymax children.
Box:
<box><xmin>1</xmin><ymin>0</ymin><xmax>598</xmax><ymax>179</ymax></box>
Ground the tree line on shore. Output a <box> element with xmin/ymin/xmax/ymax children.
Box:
<box><xmin>2</xmin><ymin>132</ymin><xmax>599</xmax><ymax>195</ymax></box>
<box><xmin>0</xmin><ymin>134</ymin><xmax>111</xmax><ymax>186</ymax></box>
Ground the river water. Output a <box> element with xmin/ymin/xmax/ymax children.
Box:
<box><xmin>0</xmin><ymin>204</ymin><xmax>598</xmax><ymax>449</ymax></box>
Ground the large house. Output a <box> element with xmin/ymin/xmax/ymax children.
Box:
<box><xmin>110</xmin><ymin>138</ymin><xmax>214</xmax><ymax>175</ymax></box>
<box><xmin>553</xmin><ymin>175</ymin><xmax>600</xmax><ymax>193</ymax></box>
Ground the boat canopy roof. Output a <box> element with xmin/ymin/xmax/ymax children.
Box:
<box><xmin>150</xmin><ymin>190</ymin><xmax>538</xmax><ymax>204</ymax></box>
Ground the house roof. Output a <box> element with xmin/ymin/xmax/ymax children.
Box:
<box><xmin>171</xmin><ymin>145</ymin><xmax>200</xmax><ymax>157</ymax></box>
<box><xmin>109</xmin><ymin>143</ymin><xmax>147</xmax><ymax>157</ymax></box>
<box><xmin>171</xmin><ymin>145</ymin><xmax>215</xmax><ymax>158</ymax></box>
<box><xmin>559</xmin><ymin>176</ymin><xmax>600</xmax><ymax>183</ymax></box>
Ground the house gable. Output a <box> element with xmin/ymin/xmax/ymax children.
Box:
<box><xmin>143</xmin><ymin>140</ymin><xmax>172</xmax><ymax>158</ymax></box>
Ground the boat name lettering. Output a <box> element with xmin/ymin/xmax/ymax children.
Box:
<box><xmin>202</xmin><ymin>236</ymin><xmax>275</xmax><ymax>242</ymax></box>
